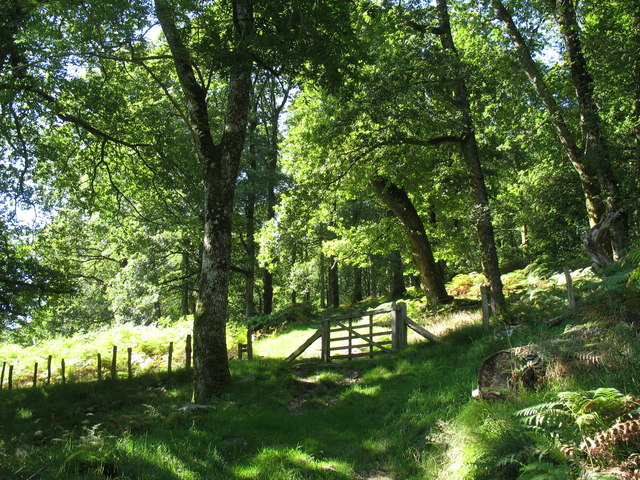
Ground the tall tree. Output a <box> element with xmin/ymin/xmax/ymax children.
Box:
<box><xmin>491</xmin><ymin>0</ymin><xmax>625</xmax><ymax>263</ymax></box>
<box><xmin>551</xmin><ymin>0</ymin><xmax>625</xmax><ymax>258</ymax></box>
<box><xmin>370</xmin><ymin>176</ymin><xmax>451</xmax><ymax>305</ymax></box>
<box><xmin>434</xmin><ymin>0</ymin><xmax>505</xmax><ymax>313</ymax></box>
<box><xmin>155</xmin><ymin>0</ymin><xmax>253</xmax><ymax>400</ymax></box>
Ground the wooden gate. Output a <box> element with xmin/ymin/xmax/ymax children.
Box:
<box><xmin>287</xmin><ymin>303</ymin><xmax>438</xmax><ymax>362</ymax></box>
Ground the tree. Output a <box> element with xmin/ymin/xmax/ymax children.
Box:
<box><xmin>370</xmin><ymin>177</ymin><xmax>451</xmax><ymax>305</ymax></box>
<box><xmin>491</xmin><ymin>0</ymin><xmax>626</xmax><ymax>264</ymax></box>
<box><xmin>433</xmin><ymin>0</ymin><xmax>505</xmax><ymax>312</ymax></box>
<box><xmin>154</xmin><ymin>0</ymin><xmax>253</xmax><ymax>400</ymax></box>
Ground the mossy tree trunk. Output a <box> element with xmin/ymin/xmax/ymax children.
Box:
<box><xmin>370</xmin><ymin>176</ymin><xmax>451</xmax><ymax>306</ymax></box>
<box><xmin>155</xmin><ymin>0</ymin><xmax>253</xmax><ymax>402</ymax></box>
<box><xmin>436</xmin><ymin>0</ymin><xmax>505</xmax><ymax>314</ymax></box>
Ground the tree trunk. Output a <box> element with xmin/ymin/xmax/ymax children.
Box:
<box><xmin>369</xmin><ymin>256</ymin><xmax>377</xmax><ymax>298</ymax></box>
<box><xmin>551</xmin><ymin>0</ymin><xmax>625</xmax><ymax>259</ymax></box>
<box><xmin>258</xmin><ymin>77</ymin><xmax>291</xmax><ymax>313</ymax></box>
<box><xmin>262</xmin><ymin>155</ymin><xmax>275</xmax><ymax>314</ymax></box>
<box><xmin>436</xmin><ymin>0</ymin><xmax>505</xmax><ymax>313</ymax></box>
<box><xmin>370</xmin><ymin>176</ymin><xmax>451</xmax><ymax>305</ymax></box>
<box><xmin>155</xmin><ymin>0</ymin><xmax>253</xmax><ymax>402</ymax></box>
<box><xmin>319</xmin><ymin>252</ymin><xmax>326</xmax><ymax>309</ymax></box>
<box><xmin>492</xmin><ymin>0</ymin><xmax>604</xmax><ymax>228</ymax></box>
<box><xmin>181</xmin><ymin>245</ymin><xmax>190</xmax><ymax>316</ymax></box>
<box><xmin>291</xmin><ymin>244</ymin><xmax>297</xmax><ymax>305</ymax></box>
<box><xmin>328</xmin><ymin>257</ymin><xmax>339</xmax><ymax>307</ymax></box>
<box><xmin>245</xmin><ymin>196</ymin><xmax>256</xmax><ymax>317</ymax></box>
<box><xmin>352</xmin><ymin>266</ymin><xmax>363</xmax><ymax>303</ymax></box>
<box><xmin>262</xmin><ymin>116</ymin><xmax>276</xmax><ymax>314</ymax></box>
<box><xmin>389</xmin><ymin>250</ymin><xmax>406</xmax><ymax>298</ymax></box>
<box><xmin>244</xmin><ymin>115</ymin><xmax>259</xmax><ymax>318</ymax></box>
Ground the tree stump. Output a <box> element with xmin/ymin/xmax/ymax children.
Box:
<box><xmin>473</xmin><ymin>345</ymin><xmax>546</xmax><ymax>400</ymax></box>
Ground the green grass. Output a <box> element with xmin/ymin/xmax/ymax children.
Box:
<box><xmin>1</xmin><ymin>265</ymin><xmax>639</xmax><ymax>479</ymax></box>
<box><xmin>0</xmin><ymin>320</ymin><xmax>195</xmax><ymax>387</ymax></box>
<box><xmin>0</xmin><ymin>319</ymin><xmax>506</xmax><ymax>480</ymax></box>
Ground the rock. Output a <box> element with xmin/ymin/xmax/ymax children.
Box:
<box><xmin>178</xmin><ymin>404</ymin><xmax>216</xmax><ymax>414</ymax></box>
<box><xmin>222</xmin><ymin>437</ymin><xmax>247</xmax><ymax>447</ymax></box>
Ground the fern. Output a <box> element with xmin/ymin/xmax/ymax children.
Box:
<box><xmin>519</xmin><ymin>388</ymin><xmax>640</xmax><ymax>474</ymax></box>
<box><xmin>516</xmin><ymin>461</ymin><xmax>574</xmax><ymax>480</ymax></box>
<box><xmin>624</xmin><ymin>244</ymin><xmax>640</xmax><ymax>286</ymax></box>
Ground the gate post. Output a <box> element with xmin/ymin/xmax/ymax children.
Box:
<box><xmin>392</xmin><ymin>302</ymin><xmax>408</xmax><ymax>351</ymax></box>
<box><xmin>321</xmin><ymin>318</ymin><xmax>331</xmax><ymax>362</ymax></box>
<box><xmin>480</xmin><ymin>285</ymin><xmax>491</xmax><ymax>328</ymax></box>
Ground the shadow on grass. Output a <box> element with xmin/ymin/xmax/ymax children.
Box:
<box><xmin>0</xmin><ymin>323</ymin><xmax>508</xmax><ymax>479</ymax></box>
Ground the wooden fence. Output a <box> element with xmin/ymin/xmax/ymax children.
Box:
<box><xmin>0</xmin><ymin>334</ymin><xmax>192</xmax><ymax>391</ymax></box>
<box><xmin>287</xmin><ymin>303</ymin><xmax>439</xmax><ymax>363</ymax></box>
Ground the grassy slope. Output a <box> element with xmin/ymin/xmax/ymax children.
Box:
<box><xmin>1</xmin><ymin>267</ymin><xmax>639</xmax><ymax>479</ymax></box>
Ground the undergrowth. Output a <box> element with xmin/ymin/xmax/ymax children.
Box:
<box><xmin>1</xmin><ymin>263</ymin><xmax>640</xmax><ymax>479</ymax></box>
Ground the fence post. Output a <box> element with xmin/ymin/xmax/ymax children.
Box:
<box><xmin>563</xmin><ymin>267</ymin><xmax>575</xmax><ymax>309</ymax></box>
<box><xmin>1</xmin><ymin>361</ymin><xmax>5</xmax><ymax>389</ymax></box>
<box><xmin>392</xmin><ymin>302</ymin><xmax>408</xmax><ymax>351</ymax></box>
<box><xmin>97</xmin><ymin>353</ymin><xmax>102</xmax><ymax>381</ymax></box>
<box><xmin>8</xmin><ymin>365</ymin><xmax>13</xmax><ymax>390</ymax></box>
<box><xmin>61</xmin><ymin>359</ymin><xmax>66</xmax><ymax>384</ymax></box>
<box><xmin>348</xmin><ymin>317</ymin><xmax>353</xmax><ymax>360</ymax></box>
<box><xmin>246</xmin><ymin>327</ymin><xmax>253</xmax><ymax>360</ymax></box>
<box><xmin>33</xmin><ymin>362</ymin><xmax>38</xmax><ymax>388</ymax></box>
<box><xmin>111</xmin><ymin>346</ymin><xmax>117</xmax><ymax>380</ymax></box>
<box><xmin>480</xmin><ymin>286</ymin><xmax>491</xmax><ymax>328</ymax></box>
<box><xmin>321</xmin><ymin>318</ymin><xmax>331</xmax><ymax>362</ymax></box>
<box><xmin>47</xmin><ymin>355</ymin><xmax>52</xmax><ymax>385</ymax></box>
<box><xmin>185</xmin><ymin>334</ymin><xmax>192</xmax><ymax>369</ymax></box>
<box><xmin>168</xmin><ymin>342</ymin><xmax>173</xmax><ymax>373</ymax></box>
<box><xmin>127</xmin><ymin>347</ymin><xmax>132</xmax><ymax>379</ymax></box>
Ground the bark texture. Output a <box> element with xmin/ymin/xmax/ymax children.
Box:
<box><xmin>155</xmin><ymin>0</ymin><xmax>253</xmax><ymax>402</ymax></box>
<box><xmin>436</xmin><ymin>0</ymin><xmax>505</xmax><ymax>313</ymax></box>
<box><xmin>370</xmin><ymin>176</ymin><xmax>451</xmax><ymax>305</ymax></box>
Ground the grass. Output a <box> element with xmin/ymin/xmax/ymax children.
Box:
<box><xmin>1</xmin><ymin>264</ymin><xmax>640</xmax><ymax>479</ymax></box>
<box><xmin>0</xmin><ymin>320</ymin><xmax>195</xmax><ymax>387</ymax></box>
<box><xmin>0</xmin><ymin>318</ymin><xmax>505</xmax><ymax>479</ymax></box>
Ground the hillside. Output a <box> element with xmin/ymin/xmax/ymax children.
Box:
<box><xmin>1</xmin><ymin>266</ymin><xmax>640</xmax><ymax>479</ymax></box>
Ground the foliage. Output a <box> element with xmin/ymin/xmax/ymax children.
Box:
<box><xmin>518</xmin><ymin>388</ymin><xmax>640</xmax><ymax>474</ymax></box>
<box><xmin>624</xmin><ymin>244</ymin><xmax>640</xmax><ymax>287</ymax></box>
<box><xmin>0</xmin><ymin>221</ymin><xmax>72</xmax><ymax>330</ymax></box>
<box><xmin>0</xmin><ymin>319</ymin><xmax>194</xmax><ymax>386</ymax></box>
<box><xmin>247</xmin><ymin>303</ymin><xmax>315</xmax><ymax>333</ymax></box>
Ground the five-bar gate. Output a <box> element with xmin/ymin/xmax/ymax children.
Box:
<box><xmin>287</xmin><ymin>303</ymin><xmax>438</xmax><ymax>363</ymax></box>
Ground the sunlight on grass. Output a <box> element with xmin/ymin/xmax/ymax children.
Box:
<box><xmin>233</xmin><ymin>447</ymin><xmax>352</xmax><ymax>479</ymax></box>
<box><xmin>115</xmin><ymin>434</ymin><xmax>219</xmax><ymax>480</ymax></box>
<box><xmin>418</xmin><ymin>310</ymin><xmax>481</xmax><ymax>339</ymax></box>
<box><xmin>361</xmin><ymin>438</ymin><xmax>389</xmax><ymax>455</ymax></box>
<box><xmin>0</xmin><ymin>319</ymin><xmax>197</xmax><ymax>386</ymax></box>
<box><xmin>254</xmin><ymin>327</ymin><xmax>320</xmax><ymax>358</ymax></box>
<box><xmin>343</xmin><ymin>384</ymin><xmax>381</xmax><ymax>398</ymax></box>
